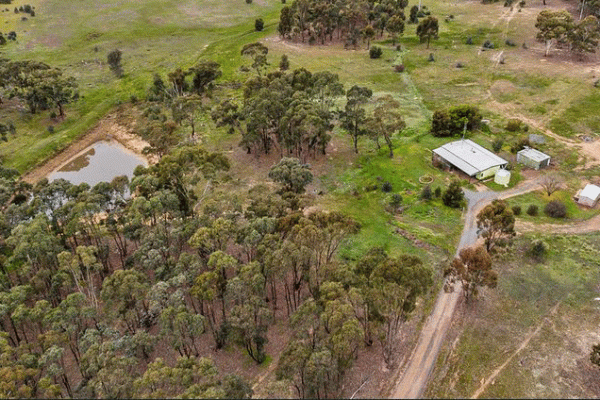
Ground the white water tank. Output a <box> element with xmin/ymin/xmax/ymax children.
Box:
<box><xmin>494</xmin><ymin>169</ymin><xmax>511</xmax><ymax>187</ymax></box>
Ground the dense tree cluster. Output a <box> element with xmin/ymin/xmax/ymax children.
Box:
<box><xmin>276</xmin><ymin>247</ymin><xmax>432</xmax><ymax>397</ymax></box>
<box><xmin>0</xmin><ymin>31</ymin><xmax>17</xmax><ymax>46</ymax></box>
<box><xmin>431</xmin><ymin>105</ymin><xmax>482</xmax><ymax>138</ymax></box>
<box><xmin>137</xmin><ymin>60</ymin><xmax>223</xmax><ymax>153</ymax></box>
<box><xmin>535</xmin><ymin>9</ymin><xmax>600</xmax><ymax>57</ymax></box>
<box><xmin>278</xmin><ymin>0</ymin><xmax>409</xmax><ymax>48</ymax></box>
<box><xmin>0</xmin><ymin>59</ymin><xmax>78</xmax><ymax>116</ymax></box>
<box><xmin>0</xmin><ymin>130</ymin><xmax>434</xmax><ymax>397</ymax></box>
<box><xmin>143</xmin><ymin>48</ymin><xmax>405</xmax><ymax>161</ymax></box>
<box><xmin>212</xmin><ymin>53</ymin><xmax>343</xmax><ymax>160</ymax></box>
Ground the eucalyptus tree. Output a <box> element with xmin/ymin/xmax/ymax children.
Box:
<box><xmin>342</xmin><ymin>85</ymin><xmax>373</xmax><ymax>153</ymax></box>
<box><xmin>241</xmin><ymin>42</ymin><xmax>270</xmax><ymax>77</ymax></box>
<box><xmin>366</xmin><ymin>95</ymin><xmax>405</xmax><ymax>158</ymax></box>
<box><xmin>369</xmin><ymin>254</ymin><xmax>433</xmax><ymax>368</ymax></box>
<box><xmin>535</xmin><ymin>9</ymin><xmax>574</xmax><ymax>56</ymax></box>
<box><xmin>268</xmin><ymin>157</ymin><xmax>313</xmax><ymax>194</ymax></box>
<box><xmin>159</xmin><ymin>305</ymin><xmax>205</xmax><ymax>357</ymax></box>
<box><xmin>416</xmin><ymin>15</ymin><xmax>439</xmax><ymax>48</ymax></box>
<box><xmin>276</xmin><ymin>284</ymin><xmax>363</xmax><ymax>398</ymax></box>
<box><xmin>227</xmin><ymin>262</ymin><xmax>272</xmax><ymax>363</ymax></box>
<box><xmin>100</xmin><ymin>269</ymin><xmax>150</xmax><ymax>334</ymax></box>
<box><xmin>444</xmin><ymin>246</ymin><xmax>498</xmax><ymax>303</ymax></box>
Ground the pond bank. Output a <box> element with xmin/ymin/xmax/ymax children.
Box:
<box><xmin>21</xmin><ymin>112</ymin><xmax>157</xmax><ymax>184</ymax></box>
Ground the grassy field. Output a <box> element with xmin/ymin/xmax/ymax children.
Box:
<box><xmin>425</xmin><ymin>233</ymin><xmax>600</xmax><ymax>398</ymax></box>
<box><xmin>0</xmin><ymin>0</ymin><xmax>284</xmax><ymax>171</ymax></box>
<box><xmin>506</xmin><ymin>189</ymin><xmax>599</xmax><ymax>223</ymax></box>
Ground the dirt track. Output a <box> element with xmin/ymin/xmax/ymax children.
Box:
<box><xmin>389</xmin><ymin>177</ymin><xmax>546</xmax><ymax>398</ymax></box>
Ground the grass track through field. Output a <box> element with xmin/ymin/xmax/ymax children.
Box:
<box><xmin>470</xmin><ymin>302</ymin><xmax>561</xmax><ymax>399</ymax></box>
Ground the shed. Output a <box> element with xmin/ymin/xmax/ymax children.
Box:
<box><xmin>577</xmin><ymin>184</ymin><xmax>600</xmax><ymax>207</ymax></box>
<box><xmin>432</xmin><ymin>139</ymin><xmax>508</xmax><ymax>180</ymax></box>
<box><xmin>517</xmin><ymin>147</ymin><xmax>550</xmax><ymax>170</ymax></box>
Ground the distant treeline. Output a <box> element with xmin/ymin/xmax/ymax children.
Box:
<box><xmin>278</xmin><ymin>0</ymin><xmax>412</xmax><ymax>47</ymax></box>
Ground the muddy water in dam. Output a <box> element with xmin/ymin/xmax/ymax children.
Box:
<box><xmin>48</xmin><ymin>140</ymin><xmax>147</xmax><ymax>186</ymax></box>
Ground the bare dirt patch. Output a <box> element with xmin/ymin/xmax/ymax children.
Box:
<box><xmin>21</xmin><ymin>110</ymin><xmax>156</xmax><ymax>185</ymax></box>
<box><xmin>489</xmin><ymin>79</ymin><xmax>516</xmax><ymax>97</ymax></box>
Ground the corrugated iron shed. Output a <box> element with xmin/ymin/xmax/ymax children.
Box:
<box><xmin>517</xmin><ymin>147</ymin><xmax>550</xmax><ymax>163</ymax></box>
<box><xmin>432</xmin><ymin>139</ymin><xmax>507</xmax><ymax>177</ymax></box>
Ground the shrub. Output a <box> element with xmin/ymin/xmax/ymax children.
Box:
<box><xmin>466</xmin><ymin>36</ymin><xmax>473</xmax><ymax>45</ymax></box>
<box><xmin>434</xmin><ymin>187</ymin><xmax>442</xmax><ymax>198</ymax></box>
<box><xmin>492</xmin><ymin>138</ymin><xmax>504</xmax><ymax>153</ymax></box>
<box><xmin>505</xmin><ymin>118</ymin><xmax>523</xmax><ymax>132</ymax></box>
<box><xmin>382</xmin><ymin>181</ymin><xmax>393</xmax><ymax>193</ymax></box>
<box><xmin>390</xmin><ymin>193</ymin><xmax>403</xmax><ymax>208</ymax></box>
<box><xmin>369</xmin><ymin>46</ymin><xmax>383</xmax><ymax>59</ymax></box>
<box><xmin>246</xmin><ymin>0</ymin><xmax>252</xmax><ymax>3</ymax></box>
<box><xmin>279</xmin><ymin>54</ymin><xmax>289</xmax><ymax>71</ymax></box>
<box><xmin>107</xmin><ymin>49</ymin><xmax>123</xmax><ymax>77</ymax></box>
<box><xmin>428</xmin><ymin>53</ymin><xmax>435</xmax><ymax>62</ymax></box>
<box><xmin>482</xmin><ymin>40</ymin><xmax>494</xmax><ymax>49</ymax></box>
<box><xmin>510</xmin><ymin>138</ymin><xmax>531</xmax><ymax>153</ymax></box>
<box><xmin>544</xmin><ymin>200</ymin><xmax>566</xmax><ymax>218</ymax></box>
<box><xmin>255</xmin><ymin>18</ymin><xmax>264</xmax><ymax>31</ymax></box>
<box><xmin>505</xmin><ymin>38</ymin><xmax>517</xmax><ymax>46</ymax></box>
<box><xmin>49</xmin><ymin>111</ymin><xmax>57</xmax><ymax>119</ymax></box>
<box><xmin>409</xmin><ymin>5</ymin><xmax>419</xmax><ymax>23</ymax></box>
<box><xmin>528</xmin><ymin>240</ymin><xmax>547</xmax><ymax>262</ymax></box>
<box><xmin>442</xmin><ymin>180</ymin><xmax>464</xmax><ymax>208</ymax></box>
<box><xmin>420</xmin><ymin>185</ymin><xmax>432</xmax><ymax>200</ymax></box>
<box><xmin>511</xmin><ymin>205</ymin><xmax>522</xmax><ymax>216</ymax></box>
<box><xmin>526</xmin><ymin>204</ymin><xmax>538</xmax><ymax>216</ymax></box>
<box><xmin>47</xmin><ymin>125</ymin><xmax>54</xmax><ymax>133</ymax></box>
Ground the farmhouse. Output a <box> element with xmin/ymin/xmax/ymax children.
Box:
<box><xmin>517</xmin><ymin>147</ymin><xmax>550</xmax><ymax>170</ymax></box>
<box><xmin>432</xmin><ymin>139</ymin><xmax>508</xmax><ymax>180</ymax></box>
<box><xmin>576</xmin><ymin>184</ymin><xmax>600</xmax><ymax>207</ymax></box>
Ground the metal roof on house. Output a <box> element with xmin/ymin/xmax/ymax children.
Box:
<box><xmin>517</xmin><ymin>147</ymin><xmax>550</xmax><ymax>162</ymax></box>
<box><xmin>433</xmin><ymin>139</ymin><xmax>507</xmax><ymax>176</ymax></box>
<box><xmin>580</xmin><ymin>184</ymin><xmax>600</xmax><ymax>201</ymax></box>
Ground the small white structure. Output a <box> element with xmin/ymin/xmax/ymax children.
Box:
<box><xmin>494</xmin><ymin>169</ymin><xmax>511</xmax><ymax>187</ymax></box>
<box><xmin>517</xmin><ymin>147</ymin><xmax>550</xmax><ymax>170</ymax></box>
<box><xmin>577</xmin><ymin>184</ymin><xmax>600</xmax><ymax>207</ymax></box>
<box><xmin>432</xmin><ymin>139</ymin><xmax>508</xmax><ymax>180</ymax></box>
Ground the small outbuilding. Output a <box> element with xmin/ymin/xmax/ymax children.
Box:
<box><xmin>516</xmin><ymin>146</ymin><xmax>551</xmax><ymax>170</ymax></box>
<box><xmin>494</xmin><ymin>169</ymin><xmax>511</xmax><ymax>187</ymax></box>
<box><xmin>432</xmin><ymin>139</ymin><xmax>508</xmax><ymax>180</ymax></box>
<box><xmin>577</xmin><ymin>184</ymin><xmax>600</xmax><ymax>207</ymax></box>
